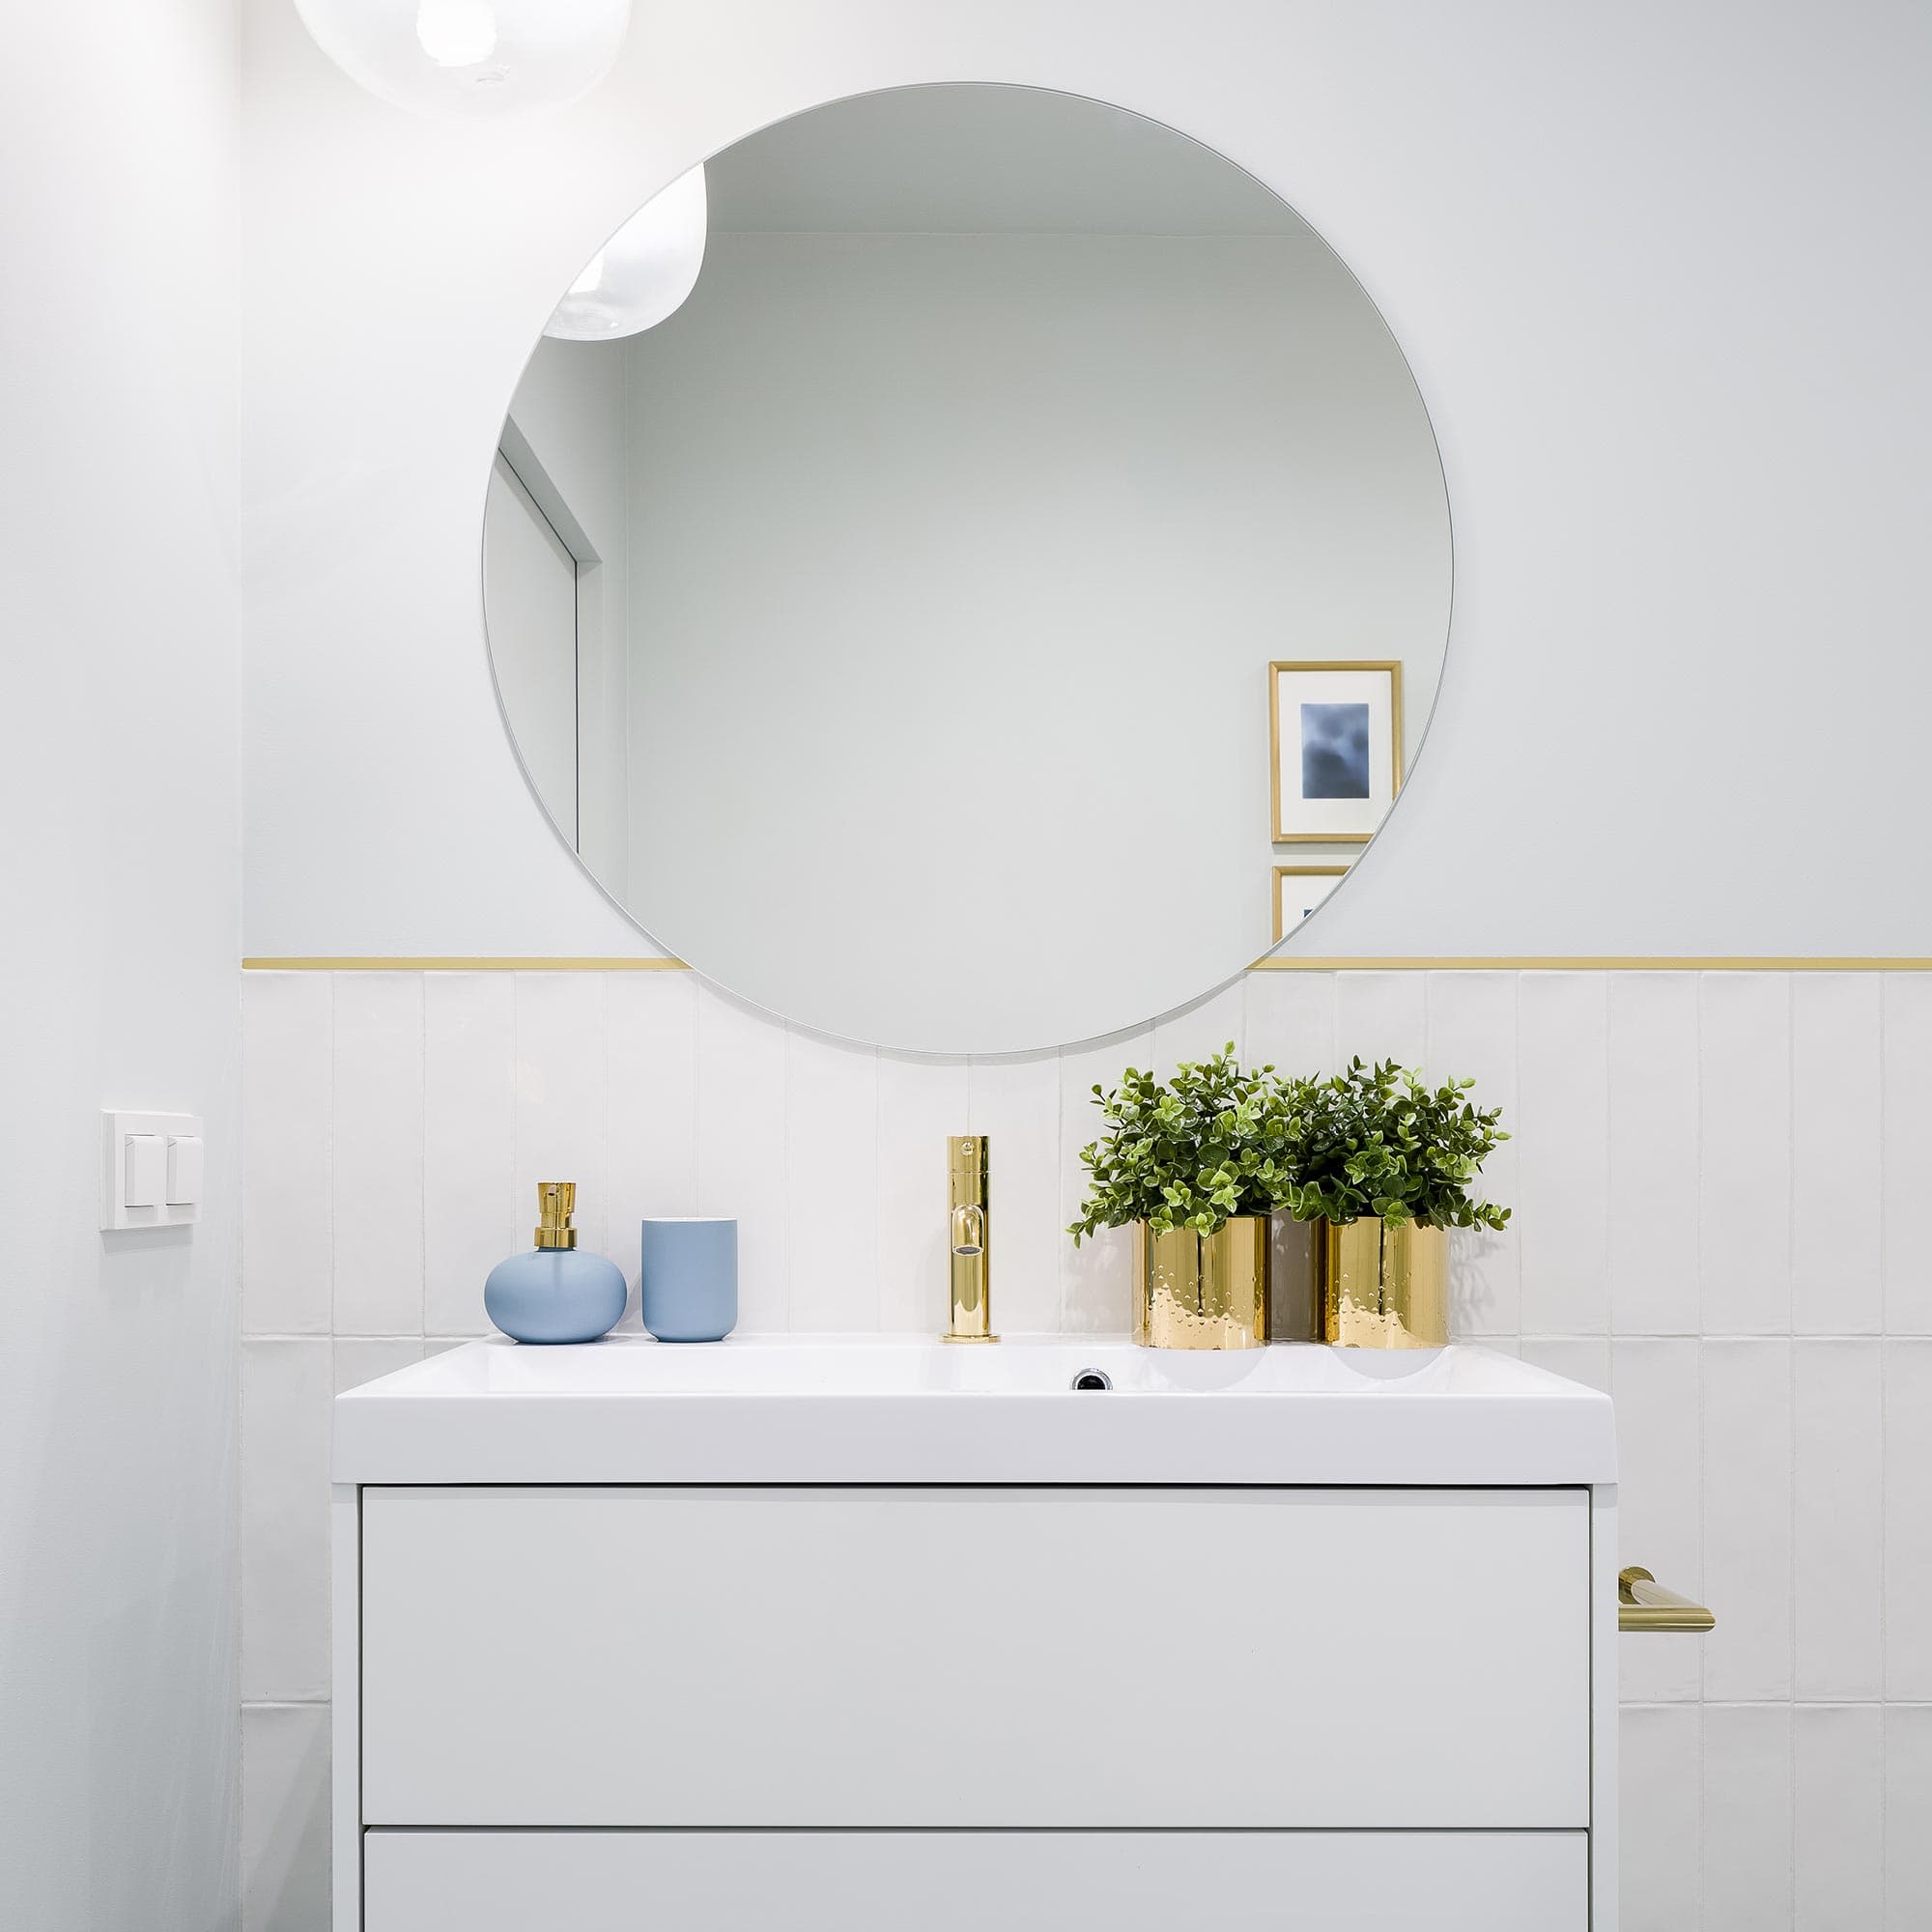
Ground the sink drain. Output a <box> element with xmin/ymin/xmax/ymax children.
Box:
<box><xmin>1070</xmin><ymin>1369</ymin><xmax>1113</xmax><ymax>1391</ymax></box>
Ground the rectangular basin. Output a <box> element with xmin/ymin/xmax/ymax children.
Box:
<box><xmin>333</xmin><ymin>1334</ymin><xmax>1615</xmax><ymax>1486</ymax></box>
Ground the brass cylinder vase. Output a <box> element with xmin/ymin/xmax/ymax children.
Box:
<box><xmin>1321</xmin><ymin>1218</ymin><xmax>1449</xmax><ymax>1349</ymax></box>
<box><xmin>1134</xmin><ymin>1218</ymin><xmax>1269</xmax><ymax>1350</ymax></box>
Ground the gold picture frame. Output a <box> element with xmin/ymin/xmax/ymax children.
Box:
<box><xmin>1269</xmin><ymin>659</ymin><xmax>1405</xmax><ymax>844</ymax></box>
<box><xmin>1273</xmin><ymin>865</ymin><xmax>1350</xmax><ymax>943</ymax></box>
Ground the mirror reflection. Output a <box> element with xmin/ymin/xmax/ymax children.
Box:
<box><xmin>485</xmin><ymin>84</ymin><xmax>1450</xmax><ymax>1052</ymax></box>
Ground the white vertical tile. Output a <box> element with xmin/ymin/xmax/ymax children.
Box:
<box><xmin>1519</xmin><ymin>1335</ymin><xmax>1608</xmax><ymax>1391</ymax></box>
<box><xmin>241</xmin><ymin>1702</ymin><xmax>330</xmax><ymax>1932</ymax></box>
<box><xmin>606</xmin><ymin>969</ymin><xmax>698</xmax><ymax>1305</ymax></box>
<box><xmin>1702</xmin><ymin>1338</ymin><xmax>1794</xmax><ymax>1701</ymax></box>
<box><xmin>1607</xmin><ymin>972</ymin><xmax>1700</xmax><ymax>1335</ymax></box>
<box><xmin>1613</xmin><ymin>1338</ymin><xmax>1704</xmax><ymax>1703</ymax></box>
<box><xmin>1794</xmin><ymin>1704</ymin><xmax>1883</xmax><ymax>1931</ymax></box>
<box><xmin>1516</xmin><ymin>973</ymin><xmax>1610</xmax><ymax>1335</ymax></box>
<box><xmin>332</xmin><ymin>1337</ymin><xmax>422</xmax><ymax>1395</ymax></box>
<box><xmin>1794</xmin><ymin>1340</ymin><xmax>1884</xmax><ymax>1700</ymax></box>
<box><xmin>1884</xmin><ymin>1340</ymin><xmax>1932</xmax><ymax>1700</ymax></box>
<box><xmin>514</xmin><ymin>972</ymin><xmax>609</xmax><ymax>1258</ymax></box>
<box><xmin>1445</xmin><ymin>1224</ymin><xmax>1521</xmax><ymax>1343</ymax></box>
<box><xmin>242</xmin><ymin>973</ymin><xmax>332</xmax><ymax>1335</ymax></box>
<box><xmin>1059</xmin><ymin>1027</ymin><xmax>1153</xmax><ymax>1333</ymax></box>
<box><xmin>877</xmin><ymin>1055</ymin><xmax>969</xmax><ymax>1333</ymax></box>
<box><xmin>1151</xmin><ymin>979</ymin><xmax>1245</xmax><ymax>1078</ymax></box>
<box><xmin>1426</xmin><ymin>972</ymin><xmax>1520</xmax><ymax>1337</ymax></box>
<box><xmin>1333</xmin><ymin>970</ymin><xmax>1428</xmax><ymax>1070</ymax></box>
<box><xmin>1422</xmin><ymin>971</ymin><xmax>1518</xmax><ymax>1099</ymax></box>
<box><xmin>1702</xmin><ymin>1704</ymin><xmax>1793</xmax><ymax>1928</ymax></box>
<box><xmin>422</xmin><ymin>972</ymin><xmax>515</xmax><ymax>1339</ymax></box>
<box><xmin>968</xmin><ymin>1053</ymin><xmax>1062</xmax><ymax>1337</ymax></box>
<box><xmin>1699</xmin><ymin>973</ymin><xmax>1793</xmax><ymax>1334</ymax></box>
<box><xmin>694</xmin><ymin>984</ymin><xmax>787</xmax><ymax>1332</ymax></box>
<box><xmin>1791</xmin><ymin>974</ymin><xmax>1883</xmax><ymax>1336</ymax></box>
<box><xmin>1241</xmin><ymin>969</ymin><xmax>1336</xmax><ymax>1077</ymax></box>
<box><xmin>1886</xmin><ymin>1705</ymin><xmax>1932</xmax><ymax>1929</ymax></box>
<box><xmin>329</xmin><ymin>973</ymin><xmax>423</xmax><ymax>1336</ymax></box>
<box><xmin>1620</xmin><ymin>1704</ymin><xmax>1700</xmax><ymax>1929</ymax></box>
<box><xmin>784</xmin><ymin>1029</ymin><xmax>879</xmax><ymax>1331</ymax></box>
<box><xmin>241</xmin><ymin>1339</ymin><xmax>331</xmax><ymax>1703</ymax></box>
<box><xmin>1882</xmin><ymin>974</ymin><xmax>1932</xmax><ymax>1334</ymax></box>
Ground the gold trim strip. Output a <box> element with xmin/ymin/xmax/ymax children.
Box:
<box><xmin>242</xmin><ymin>956</ymin><xmax>690</xmax><ymax>972</ymax></box>
<box><xmin>1248</xmin><ymin>956</ymin><xmax>1932</xmax><ymax>971</ymax></box>
<box><xmin>241</xmin><ymin>955</ymin><xmax>1932</xmax><ymax>975</ymax></box>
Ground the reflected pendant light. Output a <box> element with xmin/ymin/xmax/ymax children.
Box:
<box><xmin>294</xmin><ymin>1</ymin><xmax>631</xmax><ymax>118</ymax></box>
<box><xmin>543</xmin><ymin>166</ymin><xmax>709</xmax><ymax>340</ymax></box>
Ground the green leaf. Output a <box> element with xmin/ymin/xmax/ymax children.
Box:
<box><xmin>1067</xmin><ymin>1045</ymin><xmax>1510</xmax><ymax>1243</ymax></box>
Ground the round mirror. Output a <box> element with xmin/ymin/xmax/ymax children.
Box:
<box><xmin>485</xmin><ymin>84</ymin><xmax>1450</xmax><ymax>1053</ymax></box>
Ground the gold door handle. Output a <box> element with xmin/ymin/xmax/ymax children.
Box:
<box><xmin>1619</xmin><ymin>1566</ymin><xmax>1716</xmax><ymax>1634</ymax></box>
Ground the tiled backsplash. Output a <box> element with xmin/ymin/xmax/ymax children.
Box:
<box><xmin>240</xmin><ymin>967</ymin><xmax>1932</xmax><ymax>1930</ymax></box>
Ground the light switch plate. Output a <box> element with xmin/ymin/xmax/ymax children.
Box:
<box><xmin>101</xmin><ymin>1110</ymin><xmax>203</xmax><ymax>1231</ymax></box>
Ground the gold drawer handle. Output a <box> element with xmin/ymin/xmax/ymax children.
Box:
<box><xmin>1619</xmin><ymin>1566</ymin><xmax>1716</xmax><ymax>1634</ymax></box>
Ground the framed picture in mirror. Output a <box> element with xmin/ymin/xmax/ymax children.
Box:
<box><xmin>1274</xmin><ymin>864</ymin><xmax>1350</xmax><ymax>942</ymax></box>
<box><xmin>1270</xmin><ymin>660</ymin><xmax>1405</xmax><ymax>843</ymax></box>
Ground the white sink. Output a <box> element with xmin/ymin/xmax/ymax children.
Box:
<box><xmin>333</xmin><ymin>1334</ymin><xmax>1615</xmax><ymax>1487</ymax></box>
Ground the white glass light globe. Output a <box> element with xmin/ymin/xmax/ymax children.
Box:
<box><xmin>294</xmin><ymin>0</ymin><xmax>631</xmax><ymax>118</ymax></box>
<box><xmin>543</xmin><ymin>167</ymin><xmax>708</xmax><ymax>341</ymax></box>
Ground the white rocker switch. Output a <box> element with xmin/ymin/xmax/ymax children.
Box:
<box><xmin>124</xmin><ymin>1134</ymin><xmax>165</xmax><ymax>1208</ymax></box>
<box><xmin>166</xmin><ymin>1135</ymin><xmax>204</xmax><ymax>1206</ymax></box>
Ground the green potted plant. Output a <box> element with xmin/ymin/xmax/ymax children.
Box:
<box><xmin>1069</xmin><ymin>1045</ymin><xmax>1292</xmax><ymax>1350</ymax></box>
<box><xmin>1275</xmin><ymin>1057</ymin><xmax>1510</xmax><ymax>1349</ymax></box>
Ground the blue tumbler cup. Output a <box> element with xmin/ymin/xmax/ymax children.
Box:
<box><xmin>639</xmin><ymin>1217</ymin><xmax>738</xmax><ymax>1342</ymax></box>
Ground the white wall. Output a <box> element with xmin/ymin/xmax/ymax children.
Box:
<box><xmin>243</xmin><ymin>0</ymin><xmax>1932</xmax><ymax>966</ymax></box>
<box><xmin>0</xmin><ymin>6</ymin><xmax>243</xmax><ymax>1929</ymax></box>
<box><xmin>235</xmin><ymin>3</ymin><xmax>1932</xmax><ymax>1929</ymax></box>
<box><xmin>501</xmin><ymin>338</ymin><xmax>632</xmax><ymax>890</ymax></box>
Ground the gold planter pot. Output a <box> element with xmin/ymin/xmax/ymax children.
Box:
<box><xmin>1321</xmin><ymin>1217</ymin><xmax>1449</xmax><ymax>1349</ymax></box>
<box><xmin>1134</xmin><ymin>1218</ymin><xmax>1269</xmax><ymax>1350</ymax></box>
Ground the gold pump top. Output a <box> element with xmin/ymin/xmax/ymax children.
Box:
<box><xmin>534</xmin><ymin>1180</ymin><xmax>579</xmax><ymax>1251</ymax></box>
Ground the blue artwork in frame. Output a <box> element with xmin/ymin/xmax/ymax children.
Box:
<box><xmin>1269</xmin><ymin>660</ymin><xmax>1404</xmax><ymax>843</ymax></box>
<box><xmin>1299</xmin><ymin>702</ymin><xmax>1372</xmax><ymax>799</ymax></box>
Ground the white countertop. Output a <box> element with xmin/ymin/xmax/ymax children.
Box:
<box><xmin>332</xmin><ymin>1335</ymin><xmax>1616</xmax><ymax>1487</ymax></box>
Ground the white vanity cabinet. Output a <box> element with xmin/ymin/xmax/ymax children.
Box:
<box><xmin>334</xmin><ymin>1339</ymin><xmax>1620</xmax><ymax>1929</ymax></box>
<box><xmin>362</xmin><ymin>1831</ymin><xmax>1586</xmax><ymax>1930</ymax></box>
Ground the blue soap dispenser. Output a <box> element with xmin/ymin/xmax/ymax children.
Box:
<box><xmin>484</xmin><ymin>1181</ymin><xmax>628</xmax><ymax>1344</ymax></box>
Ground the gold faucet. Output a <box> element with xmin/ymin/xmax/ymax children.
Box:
<box><xmin>943</xmin><ymin>1135</ymin><xmax>997</xmax><ymax>1343</ymax></box>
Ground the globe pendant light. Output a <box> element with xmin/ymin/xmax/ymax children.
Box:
<box><xmin>544</xmin><ymin>167</ymin><xmax>708</xmax><ymax>341</ymax></box>
<box><xmin>294</xmin><ymin>1</ymin><xmax>631</xmax><ymax>118</ymax></box>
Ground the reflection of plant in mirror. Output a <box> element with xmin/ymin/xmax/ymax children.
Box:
<box><xmin>1275</xmin><ymin>1058</ymin><xmax>1511</xmax><ymax>1231</ymax></box>
<box><xmin>1069</xmin><ymin>1046</ymin><xmax>1294</xmax><ymax>1243</ymax></box>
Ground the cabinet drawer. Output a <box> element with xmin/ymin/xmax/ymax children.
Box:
<box><xmin>364</xmin><ymin>1828</ymin><xmax>1589</xmax><ymax>1929</ymax></box>
<box><xmin>360</xmin><ymin>1486</ymin><xmax>1588</xmax><ymax>1828</ymax></box>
